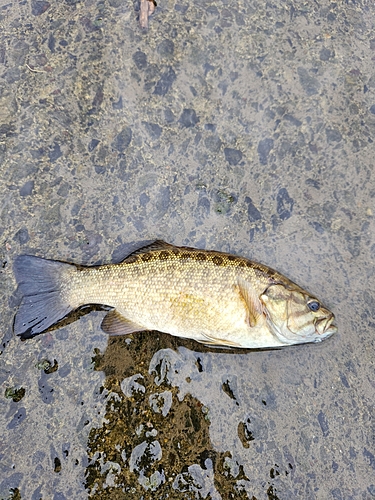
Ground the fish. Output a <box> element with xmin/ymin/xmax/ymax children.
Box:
<box><xmin>13</xmin><ymin>240</ymin><xmax>337</xmax><ymax>348</ymax></box>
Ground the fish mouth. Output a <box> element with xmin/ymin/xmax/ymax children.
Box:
<box><xmin>315</xmin><ymin>314</ymin><xmax>337</xmax><ymax>337</ymax></box>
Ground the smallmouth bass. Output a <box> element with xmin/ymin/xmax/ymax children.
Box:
<box><xmin>13</xmin><ymin>240</ymin><xmax>337</xmax><ymax>348</ymax></box>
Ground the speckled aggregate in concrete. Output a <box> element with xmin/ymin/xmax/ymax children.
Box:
<box><xmin>1</xmin><ymin>0</ymin><xmax>375</xmax><ymax>499</ymax></box>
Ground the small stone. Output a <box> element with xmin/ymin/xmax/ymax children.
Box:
<box><xmin>257</xmin><ymin>138</ymin><xmax>274</xmax><ymax>164</ymax></box>
<box><xmin>284</xmin><ymin>114</ymin><xmax>302</xmax><ymax>127</ymax></box>
<box><xmin>112</xmin><ymin>96</ymin><xmax>123</xmax><ymax>110</ymax></box>
<box><xmin>154</xmin><ymin>67</ymin><xmax>176</xmax><ymax>96</ymax></box>
<box><xmin>48</xmin><ymin>33</ymin><xmax>55</xmax><ymax>52</ymax></box>
<box><xmin>179</xmin><ymin>108</ymin><xmax>199</xmax><ymax>128</ymax></box>
<box><xmin>364</xmin><ymin>448</ymin><xmax>375</xmax><ymax>471</ymax></box>
<box><xmin>157</xmin><ymin>39</ymin><xmax>174</xmax><ymax>58</ymax></box>
<box><xmin>245</xmin><ymin>197</ymin><xmax>262</xmax><ymax>222</ymax></box>
<box><xmin>133</xmin><ymin>50</ymin><xmax>147</xmax><ymax>70</ymax></box>
<box><xmin>204</xmin><ymin>135</ymin><xmax>222</xmax><ymax>153</ymax></box>
<box><xmin>0</xmin><ymin>123</ymin><xmax>15</xmax><ymax>137</ymax></box>
<box><xmin>95</xmin><ymin>165</ymin><xmax>106</xmax><ymax>174</ymax></box>
<box><xmin>31</xmin><ymin>0</ymin><xmax>50</xmax><ymax>16</ymax></box>
<box><xmin>224</xmin><ymin>147</ymin><xmax>242</xmax><ymax>165</ymax></box>
<box><xmin>57</xmin><ymin>183</ymin><xmax>69</xmax><ymax>197</ymax></box>
<box><xmin>276</xmin><ymin>188</ymin><xmax>294</xmax><ymax>220</ymax></box>
<box><xmin>14</xmin><ymin>227</ymin><xmax>30</xmax><ymax>244</ymax></box>
<box><xmin>311</xmin><ymin>221</ymin><xmax>324</xmax><ymax>234</ymax></box>
<box><xmin>164</xmin><ymin>108</ymin><xmax>175</xmax><ymax>123</ymax></box>
<box><xmin>143</xmin><ymin>122</ymin><xmax>162</xmax><ymax>139</ymax></box>
<box><xmin>325</xmin><ymin>128</ymin><xmax>342</xmax><ymax>143</ymax></box>
<box><xmin>88</xmin><ymin>139</ymin><xmax>100</xmax><ymax>152</ymax></box>
<box><xmin>317</xmin><ymin>410</ymin><xmax>329</xmax><ymax>437</ymax></box>
<box><xmin>49</xmin><ymin>142</ymin><xmax>62</xmax><ymax>162</ymax></box>
<box><xmin>320</xmin><ymin>48</ymin><xmax>334</xmax><ymax>61</ymax></box>
<box><xmin>204</xmin><ymin>124</ymin><xmax>216</xmax><ymax>132</ymax></box>
<box><xmin>297</xmin><ymin>67</ymin><xmax>320</xmax><ymax>96</ymax></box>
<box><xmin>112</xmin><ymin>127</ymin><xmax>132</xmax><ymax>152</ymax></box>
<box><xmin>19</xmin><ymin>181</ymin><xmax>34</xmax><ymax>197</ymax></box>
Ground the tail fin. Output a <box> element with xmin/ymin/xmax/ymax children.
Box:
<box><xmin>13</xmin><ymin>255</ymin><xmax>75</xmax><ymax>338</ymax></box>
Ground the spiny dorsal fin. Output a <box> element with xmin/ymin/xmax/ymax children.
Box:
<box><xmin>237</xmin><ymin>277</ymin><xmax>264</xmax><ymax>328</ymax></box>
<box><xmin>123</xmin><ymin>240</ymin><xmax>174</xmax><ymax>261</ymax></box>
<box><xmin>101</xmin><ymin>309</ymin><xmax>148</xmax><ymax>336</ymax></box>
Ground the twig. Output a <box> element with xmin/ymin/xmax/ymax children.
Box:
<box><xmin>139</xmin><ymin>0</ymin><xmax>156</xmax><ymax>29</ymax></box>
<box><xmin>25</xmin><ymin>64</ymin><xmax>47</xmax><ymax>73</ymax></box>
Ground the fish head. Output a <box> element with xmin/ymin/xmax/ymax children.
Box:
<box><xmin>260</xmin><ymin>284</ymin><xmax>337</xmax><ymax>345</ymax></box>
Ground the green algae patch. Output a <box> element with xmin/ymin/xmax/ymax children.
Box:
<box><xmin>4</xmin><ymin>387</ymin><xmax>26</xmax><ymax>403</ymax></box>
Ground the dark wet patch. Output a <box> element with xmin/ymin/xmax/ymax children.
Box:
<box><xmin>54</xmin><ymin>457</ymin><xmax>62</xmax><ymax>473</ymax></box>
<box><xmin>222</xmin><ymin>379</ymin><xmax>239</xmax><ymax>406</ymax></box>
<box><xmin>270</xmin><ymin>465</ymin><xmax>280</xmax><ymax>479</ymax></box>
<box><xmin>85</xmin><ymin>333</ymin><xmax>261</xmax><ymax>498</ymax></box>
<box><xmin>195</xmin><ymin>357</ymin><xmax>203</xmax><ymax>372</ymax></box>
<box><xmin>7</xmin><ymin>407</ymin><xmax>26</xmax><ymax>429</ymax></box>
<box><xmin>238</xmin><ymin>418</ymin><xmax>255</xmax><ymax>448</ymax></box>
<box><xmin>267</xmin><ymin>485</ymin><xmax>281</xmax><ymax>500</ymax></box>
<box><xmin>7</xmin><ymin>489</ymin><xmax>21</xmax><ymax>500</ymax></box>
<box><xmin>38</xmin><ymin>373</ymin><xmax>55</xmax><ymax>404</ymax></box>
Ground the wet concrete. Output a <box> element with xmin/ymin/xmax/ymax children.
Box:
<box><xmin>1</xmin><ymin>0</ymin><xmax>375</xmax><ymax>499</ymax></box>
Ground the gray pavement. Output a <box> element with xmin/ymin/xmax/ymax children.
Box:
<box><xmin>1</xmin><ymin>0</ymin><xmax>374</xmax><ymax>499</ymax></box>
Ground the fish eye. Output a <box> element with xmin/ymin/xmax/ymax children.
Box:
<box><xmin>308</xmin><ymin>300</ymin><xmax>320</xmax><ymax>312</ymax></box>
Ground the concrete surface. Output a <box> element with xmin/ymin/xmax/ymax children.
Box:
<box><xmin>1</xmin><ymin>0</ymin><xmax>375</xmax><ymax>499</ymax></box>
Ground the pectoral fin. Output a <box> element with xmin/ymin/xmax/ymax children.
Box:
<box><xmin>237</xmin><ymin>277</ymin><xmax>264</xmax><ymax>328</ymax></box>
<box><xmin>101</xmin><ymin>310</ymin><xmax>147</xmax><ymax>336</ymax></box>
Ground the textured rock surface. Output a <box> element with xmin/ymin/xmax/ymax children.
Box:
<box><xmin>1</xmin><ymin>1</ymin><xmax>375</xmax><ymax>499</ymax></box>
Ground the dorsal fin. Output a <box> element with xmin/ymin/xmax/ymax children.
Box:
<box><xmin>123</xmin><ymin>240</ymin><xmax>174</xmax><ymax>260</ymax></box>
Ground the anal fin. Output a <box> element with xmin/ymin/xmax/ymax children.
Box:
<box><xmin>101</xmin><ymin>309</ymin><xmax>147</xmax><ymax>336</ymax></box>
